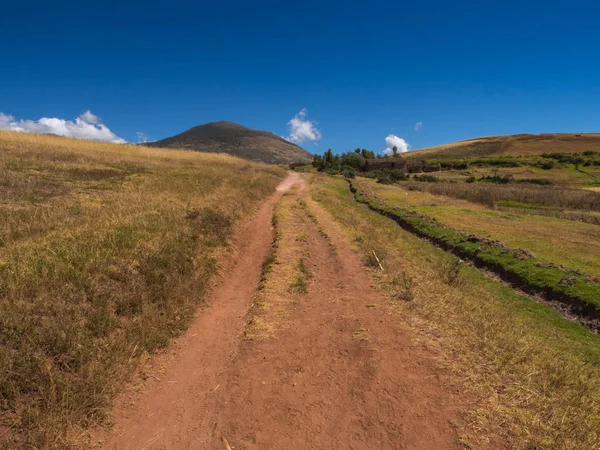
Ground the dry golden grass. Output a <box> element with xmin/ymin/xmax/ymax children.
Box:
<box><xmin>356</xmin><ymin>178</ymin><xmax>600</xmax><ymax>277</ymax></box>
<box><xmin>407</xmin><ymin>133</ymin><xmax>600</xmax><ymax>159</ymax></box>
<box><xmin>464</xmin><ymin>165</ymin><xmax>600</xmax><ymax>187</ymax></box>
<box><xmin>311</xmin><ymin>174</ymin><xmax>600</xmax><ymax>449</ymax></box>
<box><xmin>0</xmin><ymin>131</ymin><xmax>284</xmax><ymax>448</ymax></box>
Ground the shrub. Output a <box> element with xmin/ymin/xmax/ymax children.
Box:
<box><xmin>479</xmin><ymin>174</ymin><xmax>513</xmax><ymax>184</ymax></box>
<box><xmin>413</xmin><ymin>174</ymin><xmax>438</xmax><ymax>182</ymax></box>
<box><xmin>341</xmin><ymin>166</ymin><xmax>357</xmax><ymax>178</ymax></box>
<box><xmin>518</xmin><ymin>178</ymin><xmax>552</xmax><ymax>185</ymax></box>
<box><xmin>340</xmin><ymin>152</ymin><xmax>366</xmax><ymax>170</ymax></box>
<box><xmin>540</xmin><ymin>160</ymin><xmax>555</xmax><ymax>170</ymax></box>
<box><xmin>376</xmin><ymin>175</ymin><xmax>393</xmax><ymax>184</ymax></box>
<box><xmin>389</xmin><ymin>169</ymin><xmax>408</xmax><ymax>182</ymax></box>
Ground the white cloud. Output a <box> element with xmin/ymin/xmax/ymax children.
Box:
<box><xmin>136</xmin><ymin>131</ymin><xmax>149</xmax><ymax>143</ymax></box>
<box><xmin>286</xmin><ymin>108</ymin><xmax>321</xmax><ymax>145</ymax></box>
<box><xmin>80</xmin><ymin>110</ymin><xmax>99</xmax><ymax>124</ymax></box>
<box><xmin>414</xmin><ymin>121</ymin><xmax>423</xmax><ymax>131</ymax></box>
<box><xmin>383</xmin><ymin>134</ymin><xmax>410</xmax><ymax>155</ymax></box>
<box><xmin>0</xmin><ymin>113</ymin><xmax>17</xmax><ymax>130</ymax></box>
<box><xmin>0</xmin><ymin>110</ymin><xmax>126</xmax><ymax>143</ymax></box>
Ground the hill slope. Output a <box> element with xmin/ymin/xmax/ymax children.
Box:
<box><xmin>146</xmin><ymin>121</ymin><xmax>313</xmax><ymax>164</ymax></box>
<box><xmin>406</xmin><ymin>133</ymin><xmax>600</xmax><ymax>160</ymax></box>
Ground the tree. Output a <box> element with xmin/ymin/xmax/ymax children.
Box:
<box><xmin>341</xmin><ymin>152</ymin><xmax>365</xmax><ymax>170</ymax></box>
<box><xmin>392</xmin><ymin>146</ymin><xmax>398</xmax><ymax>157</ymax></box>
<box><xmin>361</xmin><ymin>149</ymin><xmax>375</xmax><ymax>159</ymax></box>
<box><xmin>319</xmin><ymin>149</ymin><xmax>341</xmax><ymax>172</ymax></box>
<box><xmin>312</xmin><ymin>154</ymin><xmax>324</xmax><ymax>170</ymax></box>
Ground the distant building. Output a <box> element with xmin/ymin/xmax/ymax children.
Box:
<box><xmin>364</xmin><ymin>157</ymin><xmax>409</xmax><ymax>173</ymax></box>
<box><xmin>422</xmin><ymin>163</ymin><xmax>442</xmax><ymax>173</ymax></box>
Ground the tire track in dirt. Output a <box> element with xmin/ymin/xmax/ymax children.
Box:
<box><xmin>96</xmin><ymin>173</ymin><xmax>302</xmax><ymax>449</ymax></box>
<box><xmin>211</xmin><ymin>177</ymin><xmax>464</xmax><ymax>449</ymax></box>
<box><xmin>98</xmin><ymin>173</ymin><xmax>467</xmax><ymax>449</ymax></box>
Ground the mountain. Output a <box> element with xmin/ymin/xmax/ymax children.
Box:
<box><xmin>145</xmin><ymin>121</ymin><xmax>312</xmax><ymax>164</ymax></box>
<box><xmin>405</xmin><ymin>133</ymin><xmax>600</xmax><ymax>160</ymax></box>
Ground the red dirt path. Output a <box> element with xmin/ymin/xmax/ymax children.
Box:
<box><xmin>96</xmin><ymin>173</ymin><xmax>467</xmax><ymax>449</ymax></box>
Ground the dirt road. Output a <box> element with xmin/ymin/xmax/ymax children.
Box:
<box><xmin>98</xmin><ymin>173</ymin><xmax>464</xmax><ymax>449</ymax></box>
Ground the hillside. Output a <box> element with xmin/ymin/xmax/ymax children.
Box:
<box><xmin>0</xmin><ymin>130</ymin><xmax>285</xmax><ymax>447</ymax></box>
<box><xmin>406</xmin><ymin>133</ymin><xmax>600</xmax><ymax>159</ymax></box>
<box><xmin>146</xmin><ymin>121</ymin><xmax>313</xmax><ymax>164</ymax></box>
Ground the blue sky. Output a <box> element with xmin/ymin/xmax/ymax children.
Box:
<box><xmin>2</xmin><ymin>0</ymin><xmax>599</xmax><ymax>154</ymax></box>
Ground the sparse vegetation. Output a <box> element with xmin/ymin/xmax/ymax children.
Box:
<box><xmin>0</xmin><ymin>131</ymin><xmax>284</xmax><ymax>448</ymax></box>
<box><xmin>288</xmin><ymin>257</ymin><xmax>312</xmax><ymax>294</ymax></box>
<box><xmin>392</xmin><ymin>271</ymin><xmax>415</xmax><ymax>301</ymax></box>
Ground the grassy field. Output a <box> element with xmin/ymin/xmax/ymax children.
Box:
<box><xmin>406</xmin><ymin>133</ymin><xmax>600</xmax><ymax>159</ymax></box>
<box><xmin>429</xmin><ymin>164</ymin><xmax>600</xmax><ymax>188</ymax></box>
<box><xmin>355</xmin><ymin>178</ymin><xmax>600</xmax><ymax>277</ymax></box>
<box><xmin>311</xmin><ymin>173</ymin><xmax>600</xmax><ymax>449</ymax></box>
<box><xmin>0</xmin><ymin>131</ymin><xmax>284</xmax><ymax>448</ymax></box>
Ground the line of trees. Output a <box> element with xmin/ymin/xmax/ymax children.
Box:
<box><xmin>311</xmin><ymin>148</ymin><xmax>382</xmax><ymax>173</ymax></box>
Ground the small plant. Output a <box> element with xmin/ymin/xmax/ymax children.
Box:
<box><xmin>366</xmin><ymin>249</ymin><xmax>385</xmax><ymax>269</ymax></box>
<box><xmin>297</xmin><ymin>257</ymin><xmax>312</xmax><ymax>280</ymax></box>
<box><xmin>353</xmin><ymin>235</ymin><xmax>364</xmax><ymax>243</ymax></box>
<box><xmin>288</xmin><ymin>258</ymin><xmax>312</xmax><ymax>294</ymax></box>
<box><xmin>296</xmin><ymin>232</ymin><xmax>308</xmax><ymax>242</ymax></box>
<box><xmin>439</xmin><ymin>257</ymin><xmax>464</xmax><ymax>286</ymax></box>
<box><xmin>260</xmin><ymin>248</ymin><xmax>277</xmax><ymax>287</ymax></box>
<box><xmin>288</xmin><ymin>276</ymin><xmax>308</xmax><ymax>294</ymax></box>
<box><xmin>393</xmin><ymin>271</ymin><xmax>415</xmax><ymax>301</ymax></box>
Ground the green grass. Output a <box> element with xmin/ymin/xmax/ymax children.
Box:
<box><xmin>365</xmin><ymin>179</ymin><xmax>600</xmax><ymax>276</ymax></box>
<box><xmin>495</xmin><ymin>200</ymin><xmax>558</xmax><ymax>210</ymax></box>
